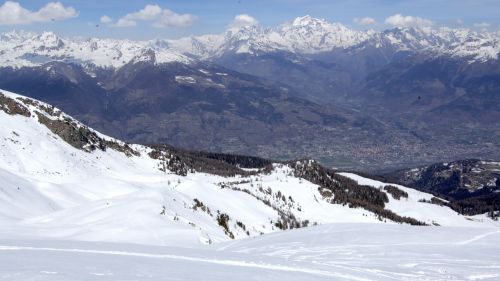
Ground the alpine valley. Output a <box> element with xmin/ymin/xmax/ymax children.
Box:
<box><xmin>2</xmin><ymin>3</ymin><xmax>500</xmax><ymax>279</ymax></box>
<box><xmin>0</xmin><ymin>15</ymin><xmax>499</xmax><ymax>171</ymax></box>
<box><xmin>1</xmin><ymin>88</ymin><xmax>499</xmax><ymax>280</ymax></box>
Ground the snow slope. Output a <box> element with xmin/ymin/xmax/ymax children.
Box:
<box><xmin>0</xmin><ymin>88</ymin><xmax>497</xmax><ymax>249</ymax></box>
<box><xmin>0</xmin><ymin>223</ymin><xmax>499</xmax><ymax>280</ymax></box>
<box><xmin>339</xmin><ymin>173</ymin><xmax>497</xmax><ymax>227</ymax></box>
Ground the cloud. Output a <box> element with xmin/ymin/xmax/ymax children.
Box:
<box><xmin>124</xmin><ymin>4</ymin><xmax>162</xmax><ymax>21</ymax></box>
<box><xmin>115</xmin><ymin>18</ymin><xmax>136</xmax><ymax>27</ymax></box>
<box><xmin>100</xmin><ymin>15</ymin><xmax>112</xmax><ymax>24</ymax></box>
<box><xmin>473</xmin><ymin>22</ymin><xmax>490</xmax><ymax>28</ymax></box>
<box><xmin>0</xmin><ymin>1</ymin><xmax>78</xmax><ymax>25</ymax></box>
<box><xmin>385</xmin><ymin>14</ymin><xmax>433</xmax><ymax>28</ymax></box>
<box><xmin>353</xmin><ymin>17</ymin><xmax>377</xmax><ymax>26</ymax></box>
<box><xmin>114</xmin><ymin>4</ymin><xmax>196</xmax><ymax>28</ymax></box>
<box><xmin>229</xmin><ymin>14</ymin><xmax>258</xmax><ymax>29</ymax></box>
<box><xmin>153</xmin><ymin>9</ymin><xmax>197</xmax><ymax>28</ymax></box>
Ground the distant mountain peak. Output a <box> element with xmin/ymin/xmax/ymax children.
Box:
<box><xmin>291</xmin><ymin>15</ymin><xmax>328</xmax><ymax>27</ymax></box>
<box><xmin>131</xmin><ymin>48</ymin><xmax>157</xmax><ymax>64</ymax></box>
<box><xmin>1</xmin><ymin>16</ymin><xmax>499</xmax><ymax>68</ymax></box>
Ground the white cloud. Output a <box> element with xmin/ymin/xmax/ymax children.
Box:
<box><xmin>153</xmin><ymin>9</ymin><xmax>197</xmax><ymax>28</ymax></box>
<box><xmin>115</xmin><ymin>18</ymin><xmax>136</xmax><ymax>27</ymax></box>
<box><xmin>385</xmin><ymin>14</ymin><xmax>433</xmax><ymax>28</ymax></box>
<box><xmin>353</xmin><ymin>17</ymin><xmax>377</xmax><ymax>26</ymax></box>
<box><xmin>114</xmin><ymin>4</ymin><xmax>196</xmax><ymax>28</ymax></box>
<box><xmin>125</xmin><ymin>4</ymin><xmax>162</xmax><ymax>21</ymax></box>
<box><xmin>100</xmin><ymin>15</ymin><xmax>112</xmax><ymax>24</ymax></box>
<box><xmin>0</xmin><ymin>1</ymin><xmax>78</xmax><ymax>25</ymax></box>
<box><xmin>473</xmin><ymin>22</ymin><xmax>490</xmax><ymax>28</ymax></box>
<box><xmin>229</xmin><ymin>14</ymin><xmax>258</xmax><ymax>29</ymax></box>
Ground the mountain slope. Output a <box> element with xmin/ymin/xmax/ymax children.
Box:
<box><xmin>1</xmin><ymin>59</ymin><xmax>416</xmax><ymax>171</ymax></box>
<box><xmin>384</xmin><ymin>159</ymin><xmax>500</xmax><ymax>217</ymax></box>
<box><xmin>0</xmin><ymin>89</ymin><xmax>495</xmax><ymax>247</ymax></box>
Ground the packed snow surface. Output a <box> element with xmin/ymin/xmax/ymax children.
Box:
<box><xmin>0</xmin><ymin>224</ymin><xmax>499</xmax><ymax>280</ymax></box>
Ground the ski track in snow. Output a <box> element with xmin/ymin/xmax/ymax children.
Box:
<box><xmin>0</xmin><ymin>245</ymin><xmax>367</xmax><ymax>280</ymax></box>
<box><xmin>1</xmin><ymin>225</ymin><xmax>500</xmax><ymax>281</ymax></box>
<box><xmin>456</xmin><ymin>230</ymin><xmax>500</xmax><ymax>245</ymax></box>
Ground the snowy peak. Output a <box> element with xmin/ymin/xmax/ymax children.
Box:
<box><xmin>131</xmin><ymin>48</ymin><xmax>157</xmax><ymax>64</ymax></box>
<box><xmin>170</xmin><ymin>17</ymin><xmax>500</xmax><ymax>60</ymax></box>
<box><xmin>292</xmin><ymin>15</ymin><xmax>324</xmax><ymax>27</ymax></box>
<box><xmin>180</xmin><ymin>15</ymin><xmax>370</xmax><ymax>56</ymax></box>
<box><xmin>0</xmin><ymin>30</ymin><xmax>36</xmax><ymax>41</ymax></box>
<box><xmin>279</xmin><ymin>16</ymin><xmax>369</xmax><ymax>52</ymax></box>
<box><xmin>36</xmin><ymin>31</ymin><xmax>64</xmax><ymax>46</ymax></box>
<box><xmin>289</xmin><ymin>15</ymin><xmax>345</xmax><ymax>31</ymax></box>
<box><xmin>371</xmin><ymin>26</ymin><xmax>500</xmax><ymax>61</ymax></box>
<box><xmin>0</xmin><ymin>16</ymin><xmax>499</xmax><ymax>69</ymax></box>
<box><xmin>289</xmin><ymin>15</ymin><xmax>349</xmax><ymax>33</ymax></box>
<box><xmin>0</xmin><ymin>31</ymin><xmax>191</xmax><ymax>68</ymax></box>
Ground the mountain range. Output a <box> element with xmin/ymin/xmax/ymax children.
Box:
<box><xmin>0</xmin><ymin>16</ymin><xmax>499</xmax><ymax>171</ymax></box>
<box><xmin>2</xmin><ymin>16</ymin><xmax>499</xmax><ymax>68</ymax></box>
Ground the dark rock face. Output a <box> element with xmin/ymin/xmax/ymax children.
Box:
<box><xmin>0</xmin><ymin>92</ymin><xmax>31</xmax><ymax>117</ymax></box>
<box><xmin>0</xmin><ymin>92</ymin><xmax>139</xmax><ymax>156</ymax></box>
<box><xmin>36</xmin><ymin>112</ymin><xmax>106</xmax><ymax>152</ymax></box>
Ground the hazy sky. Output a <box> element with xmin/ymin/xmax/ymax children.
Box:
<box><xmin>0</xmin><ymin>0</ymin><xmax>499</xmax><ymax>39</ymax></box>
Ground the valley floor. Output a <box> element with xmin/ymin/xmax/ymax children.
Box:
<box><xmin>1</xmin><ymin>223</ymin><xmax>500</xmax><ymax>281</ymax></box>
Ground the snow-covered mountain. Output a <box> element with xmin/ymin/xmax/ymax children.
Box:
<box><xmin>155</xmin><ymin>16</ymin><xmax>500</xmax><ymax>62</ymax></box>
<box><xmin>1</xmin><ymin>16</ymin><xmax>499</xmax><ymax>69</ymax></box>
<box><xmin>166</xmin><ymin>16</ymin><xmax>372</xmax><ymax>57</ymax></box>
<box><xmin>0</xmin><ymin>30</ymin><xmax>191</xmax><ymax>68</ymax></box>
<box><xmin>0</xmin><ymin>89</ymin><xmax>497</xmax><ymax>247</ymax></box>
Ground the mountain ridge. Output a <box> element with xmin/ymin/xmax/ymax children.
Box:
<box><xmin>1</xmin><ymin>88</ymin><xmax>496</xmax><ymax>247</ymax></box>
<box><xmin>1</xmin><ymin>16</ymin><xmax>499</xmax><ymax>69</ymax></box>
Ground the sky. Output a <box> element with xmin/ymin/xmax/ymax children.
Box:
<box><xmin>0</xmin><ymin>0</ymin><xmax>499</xmax><ymax>40</ymax></box>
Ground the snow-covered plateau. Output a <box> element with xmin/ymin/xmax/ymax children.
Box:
<box><xmin>0</xmin><ymin>88</ymin><xmax>499</xmax><ymax>280</ymax></box>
